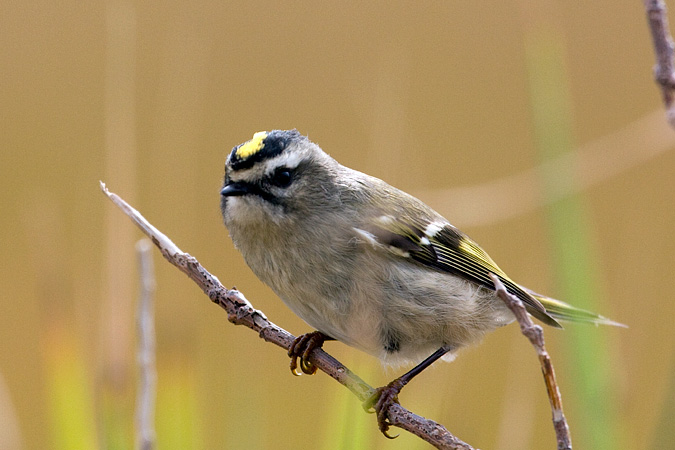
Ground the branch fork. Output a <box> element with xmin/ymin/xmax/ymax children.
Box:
<box><xmin>102</xmin><ymin>182</ymin><xmax>570</xmax><ymax>449</ymax></box>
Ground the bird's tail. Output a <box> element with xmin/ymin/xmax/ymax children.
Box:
<box><xmin>525</xmin><ymin>288</ymin><xmax>626</xmax><ymax>328</ymax></box>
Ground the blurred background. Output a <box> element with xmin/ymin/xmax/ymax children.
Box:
<box><xmin>2</xmin><ymin>0</ymin><xmax>674</xmax><ymax>449</ymax></box>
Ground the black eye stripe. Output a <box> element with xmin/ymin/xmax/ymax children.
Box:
<box><xmin>232</xmin><ymin>181</ymin><xmax>281</xmax><ymax>205</ymax></box>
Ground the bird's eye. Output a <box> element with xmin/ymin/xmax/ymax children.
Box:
<box><xmin>271</xmin><ymin>168</ymin><xmax>293</xmax><ymax>188</ymax></box>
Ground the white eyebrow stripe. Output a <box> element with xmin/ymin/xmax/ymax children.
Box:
<box><xmin>264</xmin><ymin>151</ymin><xmax>305</xmax><ymax>175</ymax></box>
<box><xmin>228</xmin><ymin>164</ymin><xmax>265</xmax><ymax>183</ymax></box>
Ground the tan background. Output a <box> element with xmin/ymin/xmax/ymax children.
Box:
<box><xmin>2</xmin><ymin>1</ymin><xmax>674</xmax><ymax>449</ymax></box>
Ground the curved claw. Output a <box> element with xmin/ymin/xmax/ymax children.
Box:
<box><xmin>364</xmin><ymin>347</ymin><xmax>451</xmax><ymax>438</ymax></box>
<box><xmin>300</xmin><ymin>357</ymin><xmax>317</xmax><ymax>375</ymax></box>
<box><xmin>362</xmin><ymin>380</ymin><xmax>405</xmax><ymax>438</ymax></box>
<box><xmin>289</xmin><ymin>357</ymin><xmax>303</xmax><ymax>376</ymax></box>
<box><xmin>288</xmin><ymin>331</ymin><xmax>327</xmax><ymax>376</ymax></box>
<box><xmin>383</xmin><ymin>429</ymin><xmax>400</xmax><ymax>440</ymax></box>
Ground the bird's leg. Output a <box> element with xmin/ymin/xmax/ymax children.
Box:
<box><xmin>288</xmin><ymin>331</ymin><xmax>334</xmax><ymax>376</ymax></box>
<box><xmin>363</xmin><ymin>345</ymin><xmax>453</xmax><ymax>438</ymax></box>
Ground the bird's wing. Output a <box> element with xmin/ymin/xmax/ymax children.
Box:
<box><xmin>354</xmin><ymin>215</ymin><xmax>561</xmax><ymax>328</ymax></box>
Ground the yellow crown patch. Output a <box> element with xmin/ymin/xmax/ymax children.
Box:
<box><xmin>236</xmin><ymin>131</ymin><xmax>268</xmax><ymax>160</ymax></box>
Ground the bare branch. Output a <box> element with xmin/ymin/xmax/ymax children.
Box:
<box><xmin>644</xmin><ymin>0</ymin><xmax>675</xmax><ymax>127</ymax></box>
<box><xmin>135</xmin><ymin>239</ymin><xmax>156</xmax><ymax>450</ymax></box>
<box><xmin>100</xmin><ymin>182</ymin><xmax>474</xmax><ymax>450</ymax></box>
<box><xmin>489</xmin><ymin>274</ymin><xmax>572</xmax><ymax>450</ymax></box>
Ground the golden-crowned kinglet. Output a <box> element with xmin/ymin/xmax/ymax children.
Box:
<box><xmin>220</xmin><ymin>129</ymin><xmax>622</xmax><ymax>435</ymax></box>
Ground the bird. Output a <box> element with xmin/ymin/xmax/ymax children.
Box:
<box><xmin>219</xmin><ymin>129</ymin><xmax>623</xmax><ymax>436</ymax></box>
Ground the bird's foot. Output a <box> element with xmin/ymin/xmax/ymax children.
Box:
<box><xmin>288</xmin><ymin>331</ymin><xmax>328</xmax><ymax>376</ymax></box>
<box><xmin>362</xmin><ymin>378</ymin><xmax>406</xmax><ymax>439</ymax></box>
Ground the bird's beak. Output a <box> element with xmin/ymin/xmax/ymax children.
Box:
<box><xmin>220</xmin><ymin>182</ymin><xmax>250</xmax><ymax>197</ymax></box>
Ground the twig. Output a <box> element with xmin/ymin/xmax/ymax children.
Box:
<box><xmin>644</xmin><ymin>0</ymin><xmax>675</xmax><ymax>128</ymax></box>
<box><xmin>135</xmin><ymin>239</ymin><xmax>156</xmax><ymax>450</ymax></box>
<box><xmin>489</xmin><ymin>274</ymin><xmax>572</xmax><ymax>450</ymax></box>
<box><xmin>100</xmin><ymin>182</ymin><xmax>474</xmax><ymax>450</ymax></box>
